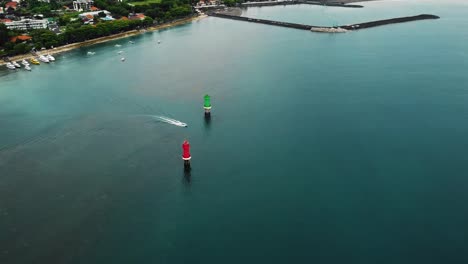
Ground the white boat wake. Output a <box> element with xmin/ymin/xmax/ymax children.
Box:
<box><xmin>145</xmin><ymin>115</ymin><xmax>187</xmax><ymax>127</ymax></box>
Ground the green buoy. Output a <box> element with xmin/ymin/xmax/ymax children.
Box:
<box><xmin>204</xmin><ymin>94</ymin><xmax>211</xmax><ymax>117</ymax></box>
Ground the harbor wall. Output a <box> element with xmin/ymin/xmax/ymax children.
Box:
<box><xmin>209</xmin><ymin>12</ymin><xmax>440</xmax><ymax>32</ymax></box>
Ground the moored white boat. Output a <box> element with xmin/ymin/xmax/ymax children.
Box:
<box><xmin>25</xmin><ymin>65</ymin><xmax>32</xmax><ymax>71</ymax></box>
<box><xmin>12</xmin><ymin>61</ymin><xmax>21</xmax><ymax>68</ymax></box>
<box><xmin>38</xmin><ymin>55</ymin><xmax>49</xmax><ymax>63</ymax></box>
<box><xmin>47</xmin><ymin>54</ymin><xmax>55</xmax><ymax>61</ymax></box>
<box><xmin>21</xmin><ymin>59</ymin><xmax>29</xmax><ymax>66</ymax></box>
<box><xmin>121</xmin><ymin>57</ymin><xmax>125</xmax><ymax>62</ymax></box>
<box><xmin>6</xmin><ymin>62</ymin><xmax>16</xmax><ymax>70</ymax></box>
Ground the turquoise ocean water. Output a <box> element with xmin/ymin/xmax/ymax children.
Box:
<box><xmin>1</xmin><ymin>0</ymin><xmax>468</xmax><ymax>263</ymax></box>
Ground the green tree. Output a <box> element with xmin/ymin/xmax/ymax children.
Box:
<box><xmin>0</xmin><ymin>24</ymin><xmax>9</xmax><ymax>47</ymax></box>
<box><xmin>13</xmin><ymin>42</ymin><xmax>30</xmax><ymax>54</ymax></box>
<box><xmin>224</xmin><ymin>0</ymin><xmax>236</xmax><ymax>6</ymax></box>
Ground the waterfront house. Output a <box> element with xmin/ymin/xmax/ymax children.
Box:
<box><xmin>78</xmin><ymin>10</ymin><xmax>111</xmax><ymax>20</ymax></box>
<box><xmin>4</xmin><ymin>19</ymin><xmax>48</xmax><ymax>30</ymax></box>
<box><xmin>10</xmin><ymin>35</ymin><xmax>32</xmax><ymax>43</ymax></box>
<box><xmin>72</xmin><ymin>0</ymin><xmax>94</xmax><ymax>11</ymax></box>
<box><xmin>128</xmin><ymin>13</ymin><xmax>146</xmax><ymax>21</ymax></box>
<box><xmin>5</xmin><ymin>2</ymin><xmax>18</xmax><ymax>11</ymax></box>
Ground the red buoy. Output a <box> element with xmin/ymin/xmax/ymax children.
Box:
<box><xmin>182</xmin><ymin>140</ymin><xmax>191</xmax><ymax>160</ymax></box>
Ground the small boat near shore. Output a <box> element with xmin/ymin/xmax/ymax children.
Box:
<box><xmin>87</xmin><ymin>51</ymin><xmax>96</xmax><ymax>55</ymax></box>
<box><xmin>6</xmin><ymin>62</ymin><xmax>16</xmax><ymax>70</ymax></box>
<box><xmin>121</xmin><ymin>57</ymin><xmax>126</xmax><ymax>62</ymax></box>
<box><xmin>12</xmin><ymin>61</ymin><xmax>21</xmax><ymax>68</ymax></box>
<box><xmin>25</xmin><ymin>65</ymin><xmax>32</xmax><ymax>71</ymax></box>
<box><xmin>22</xmin><ymin>59</ymin><xmax>29</xmax><ymax>66</ymax></box>
<box><xmin>115</xmin><ymin>44</ymin><xmax>122</xmax><ymax>47</ymax></box>
<box><xmin>30</xmin><ymin>58</ymin><xmax>40</xmax><ymax>65</ymax></box>
<box><xmin>38</xmin><ymin>55</ymin><xmax>49</xmax><ymax>63</ymax></box>
<box><xmin>47</xmin><ymin>54</ymin><xmax>55</xmax><ymax>61</ymax></box>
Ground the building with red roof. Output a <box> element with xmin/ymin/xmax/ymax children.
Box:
<box><xmin>10</xmin><ymin>35</ymin><xmax>32</xmax><ymax>42</ymax></box>
<box><xmin>5</xmin><ymin>2</ymin><xmax>18</xmax><ymax>10</ymax></box>
<box><xmin>129</xmin><ymin>13</ymin><xmax>146</xmax><ymax>21</ymax></box>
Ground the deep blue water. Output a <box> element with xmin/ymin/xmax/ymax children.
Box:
<box><xmin>1</xmin><ymin>1</ymin><xmax>468</xmax><ymax>263</ymax></box>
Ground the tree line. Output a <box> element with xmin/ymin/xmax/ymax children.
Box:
<box><xmin>1</xmin><ymin>18</ymin><xmax>154</xmax><ymax>56</ymax></box>
<box><xmin>1</xmin><ymin>0</ymin><xmax>194</xmax><ymax>57</ymax></box>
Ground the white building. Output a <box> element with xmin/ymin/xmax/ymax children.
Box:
<box><xmin>78</xmin><ymin>10</ymin><xmax>111</xmax><ymax>19</ymax></box>
<box><xmin>4</xmin><ymin>19</ymin><xmax>48</xmax><ymax>30</ymax></box>
<box><xmin>73</xmin><ymin>0</ymin><xmax>94</xmax><ymax>11</ymax></box>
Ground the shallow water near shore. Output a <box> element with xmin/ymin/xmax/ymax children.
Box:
<box><xmin>1</xmin><ymin>0</ymin><xmax>468</xmax><ymax>263</ymax></box>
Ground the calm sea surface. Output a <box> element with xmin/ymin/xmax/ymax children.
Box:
<box><xmin>1</xmin><ymin>0</ymin><xmax>468</xmax><ymax>263</ymax></box>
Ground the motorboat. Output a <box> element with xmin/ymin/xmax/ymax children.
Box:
<box><xmin>12</xmin><ymin>61</ymin><xmax>21</xmax><ymax>68</ymax></box>
<box><xmin>25</xmin><ymin>65</ymin><xmax>32</xmax><ymax>71</ymax></box>
<box><xmin>6</xmin><ymin>62</ymin><xmax>16</xmax><ymax>70</ymax></box>
<box><xmin>87</xmin><ymin>51</ymin><xmax>96</xmax><ymax>55</ymax></box>
<box><xmin>47</xmin><ymin>54</ymin><xmax>55</xmax><ymax>61</ymax></box>
<box><xmin>158</xmin><ymin>116</ymin><xmax>188</xmax><ymax>127</ymax></box>
<box><xmin>21</xmin><ymin>59</ymin><xmax>29</xmax><ymax>66</ymax></box>
<box><xmin>121</xmin><ymin>57</ymin><xmax>125</xmax><ymax>62</ymax></box>
<box><xmin>117</xmin><ymin>51</ymin><xmax>123</xmax><ymax>54</ymax></box>
<box><xmin>157</xmin><ymin>40</ymin><xmax>161</xmax><ymax>44</ymax></box>
<box><xmin>30</xmin><ymin>58</ymin><xmax>40</xmax><ymax>65</ymax></box>
<box><xmin>38</xmin><ymin>55</ymin><xmax>49</xmax><ymax>63</ymax></box>
<box><xmin>115</xmin><ymin>44</ymin><xmax>122</xmax><ymax>47</ymax></box>
<box><xmin>129</xmin><ymin>41</ymin><xmax>134</xmax><ymax>44</ymax></box>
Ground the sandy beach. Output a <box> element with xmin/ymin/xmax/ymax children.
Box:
<box><xmin>1</xmin><ymin>15</ymin><xmax>207</xmax><ymax>66</ymax></box>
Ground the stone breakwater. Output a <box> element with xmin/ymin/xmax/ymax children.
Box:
<box><xmin>209</xmin><ymin>12</ymin><xmax>440</xmax><ymax>33</ymax></box>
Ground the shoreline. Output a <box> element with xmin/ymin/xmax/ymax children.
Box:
<box><xmin>1</xmin><ymin>15</ymin><xmax>207</xmax><ymax>66</ymax></box>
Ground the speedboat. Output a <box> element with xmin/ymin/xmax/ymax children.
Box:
<box><xmin>158</xmin><ymin>116</ymin><xmax>188</xmax><ymax>127</ymax></box>
<box><xmin>87</xmin><ymin>51</ymin><xmax>96</xmax><ymax>55</ymax></box>
<box><xmin>21</xmin><ymin>59</ymin><xmax>29</xmax><ymax>66</ymax></box>
<box><xmin>117</xmin><ymin>51</ymin><xmax>123</xmax><ymax>54</ymax></box>
<box><xmin>115</xmin><ymin>44</ymin><xmax>121</xmax><ymax>47</ymax></box>
<box><xmin>6</xmin><ymin>62</ymin><xmax>16</xmax><ymax>70</ymax></box>
<box><xmin>30</xmin><ymin>58</ymin><xmax>40</xmax><ymax>65</ymax></box>
<box><xmin>129</xmin><ymin>41</ymin><xmax>134</xmax><ymax>44</ymax></box>
<box><xmin>38</xmin><ymin>55</ymin><xmax>49</xmax><ymax>63</ymax></box>
<box><xmin>157</xmin><ymin>40</ymin><xmax>161</xmax><ymax>44</ymax></box>
<box><xmin>12</xmin><ymin>61</ymin><xmax>21</xmax><ymax>68</ymax></box>
<box><xmin>121</xmin><ymin>57</ymin><xmax>125</xmax><ymax>62</ymax></box>
<box><xmin>47</xmin><ymin>54</ymin><xmax>55</xmax><ymax>61</ymax></box>
<box><xmin>25</xmin><ymin>65</ymin><xmax>32</xmax><ymax>71</ymax></box>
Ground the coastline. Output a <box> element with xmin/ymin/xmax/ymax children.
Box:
<box><xmin>1</xmin><ymin>15</ymin><xmax>207</xmax><ymax>66</ymax></box>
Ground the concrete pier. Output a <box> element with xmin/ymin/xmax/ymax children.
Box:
<box><xmin>239</xmin><ymin>1</ymin><xmax>363</xmax><ymax>8</ymax></box>
<box><xmin>209</xmin><ymin>13</ymin><xmax>440</xmax><ymax>32</ymax></box>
